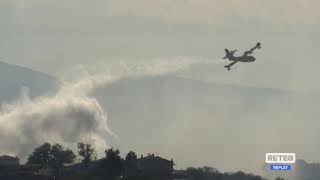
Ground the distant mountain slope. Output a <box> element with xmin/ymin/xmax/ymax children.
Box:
<box><xmin>94</xmin><ymin>76</ymin><xmax>318</xmax><ymax>145</ymax></box>
<box><xmin>0</xmin><ymin>62</ymin><xmax>318</xmax><ymax>174</ymax></box>
<box><xmin>0</xmin><ymin>60</ymin><xmax>316</xmax><ymax>146</ymax></box>
<box><xmin>0</xmin><ymin>61</ymin><xmax>58</xmax><ymax>103</ymax></box>
<box><xmin>93</xmin><ymin>76</ymin><xmax>319</xmax><ymax>173</ymax></box>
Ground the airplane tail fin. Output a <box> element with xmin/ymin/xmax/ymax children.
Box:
<box><xmin>223</xmin><ymin>49</ymin><xmax>233</xmax><ymax>60</ymax></box>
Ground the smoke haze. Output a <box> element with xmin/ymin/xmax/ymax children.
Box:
<box><xmin>0</xmin><ymin>57</ymin><xmax>219</xmax><ymax>159</ymax></box>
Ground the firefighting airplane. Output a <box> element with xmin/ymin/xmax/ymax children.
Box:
<box><xmin>223</xmin><ymin>42</ymin><xmax>261</xmax><ymax>70</ymax></box>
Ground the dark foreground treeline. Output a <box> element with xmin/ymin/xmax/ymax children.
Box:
<box><xmin>0</xmin><ymin>142</ymin><xmax>283</xmax><ymax>180</ymax></box>
<box><xmin>175</xmin><ymin>167</ymin><xmax>267</xmax><ymax>180</ymax></box>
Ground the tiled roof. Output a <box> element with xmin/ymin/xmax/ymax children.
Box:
<box><xmin>0</xmin><ymin>155</ymin><xmax>18</xmax><ymax>160</ymax></box>
<box><xmin>141</xmin><ymin>155</ymin><xmax>173</xmax><ymax>163</ymax></box>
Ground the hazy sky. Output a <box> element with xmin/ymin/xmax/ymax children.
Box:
<box><xmin>1</xmin><ymin>1</ymin><xmax>320</xmax><ymax>175</ymax></box>
<box><xmin>0</xmin><ymin>0</ymin><xmax>319</xmax><ymax>92</ymax></box>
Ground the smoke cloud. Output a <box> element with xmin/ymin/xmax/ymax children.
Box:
<box><xmin>0</xmin><ymin>57</ymin><xmax>218</xmax><ymax>159</ymax></box>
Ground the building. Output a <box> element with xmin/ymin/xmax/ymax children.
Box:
<box><xmin>0</xmin><ymin>155</ymin><xmax>19</xmax><ymax>168</ymax></box>
<box><xmin>16</xmin><ymin>164</ymin><xmax>54</xmax><ymax>177</ymax></box>
<box><xmin>137</xmin><ymin>154</ymin><xmax>174</xmax><ymax>180</ymax></box>
<box><xmin>63</xmin><ymin>162</ymin><xmax>83</xmax><ymax>173</ymax></box>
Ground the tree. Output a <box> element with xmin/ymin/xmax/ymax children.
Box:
<box><xmin>27</xmin><ymin>143</ymin><xmax>52</xmax><ymax>166</ymax></box>
<box><xmin>124</xmin><ymin>151</ymin><xmax>138</xmax><ymax>177</ymax></box>
<box><xmin>50</xmin><ymin>143</ymin><xmax>76</xmax><ymax>169</ymax></box>
<box><xmin>125</xmin><ymin>151</ymin><xmax>137</xmax><ymax>163</ymax></box>
<box><xmin>77</xmin><ymin>142</ymin><xmax>96</xmax><ymax>166</ymax></box>
<box><xmin>27</xmin><ymin>143</ymin><xmax>76</xmax><ymax>170</ymax></box>
<box><xmin>185</xmin><ymin>167</ymin><xmax>207</xmax><ymax>180</ymax></box>
<box><xmin>104</xmin><ymin>148</ymin><xmax>123</xmax><ymax>179</ymax></box>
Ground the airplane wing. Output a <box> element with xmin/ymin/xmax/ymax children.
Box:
<box><xmin>231</xmin><ymin>50</ymin><xmax>237</xmax><ymax>54</ymax></box>
<box><xmin>243</xmin><ymin>42</ymin><xmax>261</xmax><ymax>56</ymax></box>
<box><xmin>224</xmin><ymin>61</ymin><xmax>237</xmax><ymax>70</ymax></box>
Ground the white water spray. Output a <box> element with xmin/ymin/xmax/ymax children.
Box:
<box><xmin>0</xmin><ymin>57</ymin><xmax>220</xmax><ymax>158</ymax></box>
